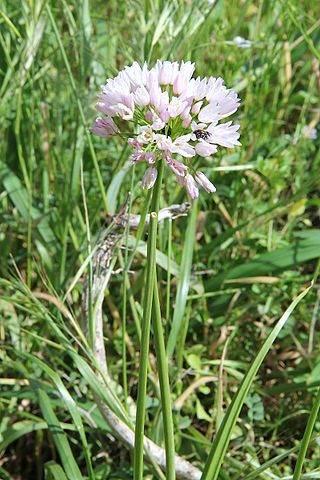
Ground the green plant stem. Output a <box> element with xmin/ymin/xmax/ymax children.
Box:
<box><xmin>153</xmin><ymin>273</ymin><xmax>176</xmax><ymax>480</ymax></box>
<box><xmin>166</xmin><ymin>218</ymin><xmax>172</xmax><ymax>325</ymax></box>
<box><xmin>122</xmin><ymin>173</ymin><xmax>135</xmax><ymax>411</ymax></box>
<box><xmin>293</xmin><ymin>388</ymin><xmax>320</xmax><ymax>480</ymax></box>
<box><xmin>133</xmin><ymin>160</ymin><xmax>164</xmax><ymax>480</ymax></box>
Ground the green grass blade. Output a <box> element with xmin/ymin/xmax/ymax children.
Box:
<box><xmin>135</xmin><ymin>241</ymin><xmax>180</xmax><ymax>276</ymax></box>
<box><xmin>0</xmin><ymin>420</ymin><xmax>48</xmax><ymax>451</ymax></box>
<box><xmin>68</xmin><ymin>350</ymin><xmax>129</xmax><ymax>425</ymax></box>
<box><xmin>293</xmin><ymin>388</ymin><xmax>320</xmax><ymax>480</ymax></box>
<box><xmin>45</xmin><ymin>4</ymin><xmax>109</xmax><ymax>213</ymax></box>
<box><xmin>2</xmin><ymin>169</ymin><xmax>56</xmax><ymax>244</ymax></box>
<box><xmin>45</xmin><ymin>461</ymin><xmax>69</xmax><ymax>480</ymax></box>
<box><xmin>106</xmin><ymin>161</ymin><xmax>131</xmax><ymax>214</ymax></box>
<box><xmin>37</xmin><ymin>388</ymin><xmax>84</xmax><ymax>480</ymax></box>
<box><xmin>0</xmin><ymin>466</ymin><xmax>14</xmax><ymax>480</ymax></box>
<box><xmin>0</xmin><ymin>9</ymin><xmax>21</xmax><ymax>37</ymax></box>
<box><xmin>167</xmin><ymin>200</ymin><xmax>198</xmax><ymax>357</ymax></box>
<box><xmin>201</xmin><ymin>284</ymin><xmax>312</xmax><ymax>480</ymax></box>
<box><xmin>28</xmin><ymin>356</ymin><xmax>95</xmax><ymax>480</ymax></box>
<box><xmin>241</xmin><ymin>445</ymin><xmax>300</xmax><ymax>480</ymax></box>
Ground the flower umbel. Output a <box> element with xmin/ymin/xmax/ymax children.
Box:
<box><xmin>91</xmin><ymin>60</ymin><xmax>241</xmax><ymax>198</ymax></box>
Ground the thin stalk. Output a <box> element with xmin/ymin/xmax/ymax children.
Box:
<box><xmin>292</xmin><ymin>388</ymin><xmax>320</xmax><ymax>480</ymax></box>
<box><xmin>133</xmin><ymin>160</ymin><xmax>164</xmax><ymax>480</ymax></box>
<box><xmin>176</xmin><ymin>303</ymin><xmax>191</xmax><ymax>397</ymax></box>
<box><xmin>59</xmin><ymin>216</ymin><xmax>69</xmax><ymax>284</ymax></box>
<box><xmin>121</xmin><ymin>272</ymin><xmax>128</xmax><ymax>411</ymax></box>
<box><xmin>122</xmin><ymin>172</ymin><xmax>135</xmax><ymax>410</ymax></box>
<box><xmin>118</xmin><ymin>251</ymin><xmax>142</xmax><ymax>339</ymax></box>
<box><xmin>153</xmin><ymin>273</ymin><xmax>176</xmax><ymax>480</ymax></box>
<box><xmin>166</xmin><ymin>218</ymin><xmax>172</xmax><ymax>325</ymax></box>
<box><xmin>80</xmin><ymin>157</ymin><xmax>93</xmax><ymax>348</ymax></box>
<box><xmin>27</xmin><ymin>188</ymin><xmax>32</xmax><ymax>288</ymax></box>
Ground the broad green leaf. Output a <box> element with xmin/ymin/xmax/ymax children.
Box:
<box><xmin>196</xmin><ymin>399</ymin><xmax>212</xmax><ymax>422</ymax></box>
<box><xmin>0</xmin><ymin>418</ymin><xmax>76</xmax><ymax>451</ymax></box>
<box><xmin>206</xmin><ymin>233</ymin><xmax>320</xmax><ymax>291</ymax></box>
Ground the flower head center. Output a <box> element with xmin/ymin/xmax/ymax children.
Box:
<box><xmin>91</xmin><ymin>60</ymin><xmax>241</xmax><ymax>199</ymax></box>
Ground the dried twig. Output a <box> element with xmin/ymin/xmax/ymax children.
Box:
<box><xmin>82</xmin><ymin>203</ymin><xmax>202</xmax><ymax>480</ymax></box>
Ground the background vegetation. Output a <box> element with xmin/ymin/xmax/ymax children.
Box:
<box><xmin>0</xmin><ymin>0</ymin><xmax>319</xmax><ymax>478</ymax></box>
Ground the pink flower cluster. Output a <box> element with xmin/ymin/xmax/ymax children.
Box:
<box><xmin>91</xmin><ymin>61</ymin><xmax>241</xmax><ymax>198</ymax></box>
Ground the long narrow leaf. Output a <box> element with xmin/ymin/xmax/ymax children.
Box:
<box><xmin>68</xmin><ymin>350</ymin><xmax>130</xmax><ymax>425</ymax></box>
<box><xmin>38</xmin><ymin>389</ymin><xmax>84</xmax><ymax>480</ymax></box>
<box><xmin>0</xmin><ymin>420</ymin><xmax>48</xmax><ymax>450</ymax></box>
<box><xmin>0</xmin><ymin>419</ymin><xmax>77</xmax><ymax>452</ymax></box>
<box><xmin>45</xmin><ymin>461</ymin><xmax>69</xmax><ymax>480</ymax></box>
<box><xmin>167</xmin><ymin>200</ymin><xmax>198</xmax><ymax>357</ymax></box>
<box><xmin>206</xmin><ymin>234</ymin><xmax>320</xmax><ymax>291</ymax></box>
<box><xmin>201</xmin><ymin>285</ymin><xmax>311</xmax><ymax>480</ymax></box>
<box><xmin>293</xmin><ymin>388</ymin><xmax>320</xmax><ymax>480</ymax></box>
<box><xmin>29</xmin><ymin>356</ymin><xmax>95</xmax><ymax>479</ymax></box>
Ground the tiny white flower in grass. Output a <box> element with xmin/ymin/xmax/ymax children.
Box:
<box><xmin>302</xmin><ymin>125</ymin><xmax>317</xmax><ymax>140</ymax></box>
<box><xmin>91</xmin><ymin>60</ymin><xmax>241</xmax><ymax>198</ymax></box>
<box><xmin>232</xmin><ymin>36</ymin><xmax>252</xmax><ymax>49</ymax></box>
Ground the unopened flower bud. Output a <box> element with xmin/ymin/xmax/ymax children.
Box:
<box><xmin>195</xmin><ymin>171</ymin><xmax>216</xmax><ymax>193</ymax></box>
<box><xmin>141</xmin><ymin>167</ymin><xmax>158</xmax><ymax>189</ymax></box>
<box><xmin>185</xmin><ymin>174</ymin><xmax>199</xmax><ymax>199</ymax></box>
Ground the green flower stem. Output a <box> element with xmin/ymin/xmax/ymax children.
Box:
<box><xmin>166</xmin><ymin>218</ymin><xmax>172</xmax><ymax>324</ymax></box>
<box><xmin>133</xmin><ymin>159</ymin><xmax>164</xmax><ymax>480</ymax></box>
<box><xmin>153</xmin><ymin>272</ymin><xmax>176</xmax><ymax>479</ymax></box>
<box><xmin>292</xmin><ymin>387</ymin><xmax>320</xmax><ymax>480</ymax></box>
